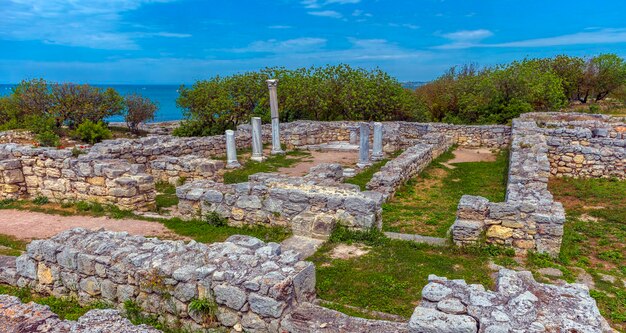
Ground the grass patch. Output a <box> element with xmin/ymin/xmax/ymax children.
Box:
<box><xmin>0</xmin><ymin>285</ymin><xmax>109</xmax><ymax>320</ymax></box>
<box><xmin>0</xmin><ymin>234</ymin><xmax>27</xmax><ymax>256</ymax></box>
<box><xmin>382</xmin><ymin>147</ymin><xmax>508</xmax><ymax>237</ymax></box>
<box><xmin>546</xmin><ymin>177</ymin><xmax>626</xmax><ymax>331</ymax></box>
<box><xmin>222</xmin><ymin>150</ymin><xmax>311</xmax><ymax>184</ymax></box>
<box><xmin>161</xmin><ymin>217</ymin><xmax>290</xmax><ymax>244</ymax></box>
<box><xmin>309</xmin><ymin>226</ymin><xmax>494</xmax><ymax>318</ymax></box>
<box><xmin>155</xmin><ymin>181</ymin><xmax>179</xmax><ymax>210</ymax></box>
<box><xmin>344</xmin><ymin>151</ymin><xmax>402</xmax><ymax>191</ymax></box>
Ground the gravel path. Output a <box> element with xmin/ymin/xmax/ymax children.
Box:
<box><xmin>0</xmin><ymin>209</ymin><xmax>179</xmax><ymax>241</ymax></box>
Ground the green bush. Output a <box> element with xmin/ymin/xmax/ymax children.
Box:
<box><xmin>32</xmin><ymin>196</ymin><xmax>49</xmax><ymax>205</ymax></box>
<box><xmin>72</xmin><ymin>120</ymin><xmax>112</xmax><ymax>144</ymax></box>
<box><xmin>36</xmin><ymin>131</ymin><xmax>60</xmax><ymax>147</ymax></box>
<box><xmin>204</xmin><ymin>212</ymin><xmax>228</xmax><ymax>227</ymax></box>
<box><xmin>174</xmin><ymin>64</ymin><xmax>429</xmax><ymax>136</ymax></box>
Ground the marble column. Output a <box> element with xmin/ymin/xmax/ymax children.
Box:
<box><xmin>225</xmin><ymin>130</ymin><xmax>241</xmax><ymax>168</ymax></box>
<box><xmin>250</xmin><ymin>117</ymin><xmax>265</xmax><ymax>162</ymax></box>
<box><xmin>266</xmin><ymin>79</ymin><xmax>285</xmax><ymax>155</ymax></box>
<box><xmin>357</xmin><ymin>123</ymin><xmax>371</xmax><ymax>168</ymax></box>
<box><xmin>349</xmin><ymin>129</ymin><xmax>358</xmax><ymax>145</ymax></box>
<box><xmin>372</xmin><ymin>122</ymin><xmax>384</xmax><ymax>161</ymax></box>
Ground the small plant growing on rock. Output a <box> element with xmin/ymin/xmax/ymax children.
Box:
<box><xmin>204</xmin><ymin>211</ymin><xmax>227</xmax><ymax>227</ymax></box>
<box><xmin>189</xmin><ymin>297</ymin><xmax>218</xmax><ymax>327</ymax></box>
<box><xmin>71</xmin><ymin>147</ymin><xmax>86</xmax><ymax>157</ymax></box>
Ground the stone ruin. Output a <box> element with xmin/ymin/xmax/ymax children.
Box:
<box><xmin>0</xmin><ymin>229</ymin><xmax>615</xmax><ymax>332</ymax></box>
<box><xmin>1</xmin><ymin>111</ymin><xmax>624</xmax><ymax>257</ymax></box>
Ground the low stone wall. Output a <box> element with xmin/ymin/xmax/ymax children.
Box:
<box><xmin>8</xmin><ymin>229</ymin><xmax>316</xmax><ymax>332</ymax></box>
<box><xmin>149</xmin><ymin>155</ymin><xmax>225</xmax><ymax>185</ymax></box>
<box><xmin>0</xmin><ymin>295</ymin><xmax>160</xmax><ymax>332</ymax></box>
<box><xmin>367</xmin><ymin>133</ymin><xmax>454</xmax><ymax>200</ymax></box>
<box><xmin>177</xmin><ymin>169</ymin><xmax>383</xmax><ymax>236</ymax></box>
<box><xmin>0</xmin><ymin>144</ymin><xmax>156</xmax><ymax>210</ymax></box>
<box><xmin>410</xmin><ymin>269</ymin><xmax>613</xmax><ymax>333</ymax></box>
<box><xmin>450</xmin><ymin>119</ymin><xmax>565</xmax><ymax>255</ymax></box>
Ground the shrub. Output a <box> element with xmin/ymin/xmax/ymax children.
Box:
<box><xmin>204</xmin><ymin>212</ymin><xmax>227</xmax><ymax>227</ymax></box>
<box><xmin>125</xmin><ymin>94</ymin><xmax>157</xmax><ymax>133</ymax></box>
<box><xmin>72</xmin><ymin>120</ymin><xmax>112</xmax><ymax>144</ymax></box>
<box><xmin>189</xmin><ymin>298</ymin><xmax>218</xmax><ymax>326</ymax></box>
<box><xmin>36</xmin><ymin>130</ymin><xmax>60</xmax><ymax>147</ymax></box>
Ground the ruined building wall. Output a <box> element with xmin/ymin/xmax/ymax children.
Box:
<box><xmin>450</xmin><ymin>119</ymin><xmax>565</xmax><ymax>256</ymax></box>
<box><xmin>7</xmin><ymin>229</ymin><xmax>316</xmax><ymax>332</ymax></box>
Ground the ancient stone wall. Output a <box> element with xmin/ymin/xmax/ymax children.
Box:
<box><xmin>450</xmin><ymin>119</ymin><xmax>565</xmax><ymax>255</ymax></box>
<box><xmin>0</xmin><ymin>295</ymin><xmax>160</xmax><ymax>333</ymax></box>
<box><xmin>8</xmin><ymin>229</ymin><xmax>316</xmax><ymax>332</ymax></box>
<box><xmin>0</xmin><ymin>144</ymin><xmax>156</xmax><ymax>210</ymax></box>
<box><xmin>177</xmin><ymin>168</ymin><xmax>383</xmax><ymax>236</ymax></box>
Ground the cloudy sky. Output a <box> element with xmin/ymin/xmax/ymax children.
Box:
<box><xmin>1</xmin><ymin>0</ymin><xmax>626</xmax><ymax>84</ymax></box>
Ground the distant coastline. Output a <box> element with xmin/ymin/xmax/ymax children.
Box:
<box><xmin>0</xmin><ymin>82</ymin><xmax>426</xmax><ymax>123</ymax></box>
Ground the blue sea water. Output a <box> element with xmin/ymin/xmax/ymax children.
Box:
<box><xmin>0</xmin><ymin>84</ymin><xmax>184</xmax><ymax>122</ymax></box>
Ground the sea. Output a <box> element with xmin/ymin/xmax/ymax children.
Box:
<box><xmin>0</xmin><ymin>82</ymin><xmax>425</xmax><ymax>123</ymax></box>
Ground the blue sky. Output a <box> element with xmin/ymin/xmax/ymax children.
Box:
<box><xmin>1</xmin><ymin>0</ymin><xmax>626</xmax><ymax>84</ymax></box>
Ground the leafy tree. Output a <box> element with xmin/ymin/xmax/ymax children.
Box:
<box><xmin>50</xmin><ymin>83</ymin><xmax>124</xmax><ymax>128</ymax></box>
<box><xmin>5</xmin><ymin>78</ymin><xmax>52</xmax><ymax>123</ymax></box>
<box><xmin>125</xmin><ymin>94</ymin><xmax>157</xmax><ymax>133</ymax></box>
<box><xmin>174</xmin><ymin>64</ymin><xmax>429</xmax><ymax>137</ymax></box>
<box><xmin>587</xmin><ymin>53</ymin><xmax>626</xmax><ymax>102</ymax></box>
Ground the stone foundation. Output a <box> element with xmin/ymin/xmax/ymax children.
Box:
<box><xmin>6</xmin><ymin>228</ymin><xmax>316</xmax><ymax>332</ymax></box>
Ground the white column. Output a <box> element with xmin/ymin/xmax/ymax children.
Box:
<box><xmin>372</xmin><ymin>122</ymin><xmax>383</xmax><ymax>160</ymax></box>
<box><xmin>250</xmin><ymin>117</ymin><xmax>265</xmax><ymax>162</ymax></box>
<box><xmin>266</xmin><ymin>79</ymin><xmax>285</xmax><ymax>155</ymax></box>
<box><xmin>225</xmin><ymin>130</ymin><xmax>241</xmax><ymax>168</ymax></box>
<box><xmin>357</xmin><ymin>123</ymin><xmax>372</xmax><ymax>168</ymax></box>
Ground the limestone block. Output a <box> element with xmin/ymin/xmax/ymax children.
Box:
<box><xmin>487</xmin><ymin>225</ymin><xmax>513</xmax><ymax>240</ymax></box>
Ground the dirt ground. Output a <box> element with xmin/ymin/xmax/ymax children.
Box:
<box><xmin>277</xmin><ymin>150</ymin><xmax>359</xmax><ymax>177</ymax></box>
<box><xmin>0</xmin><ymin>209</ymin><xmax>180</xmax><ymax>241</ymax></box>
<box><xmin>441</xmin><ymin>148</ymin><xmax>497</xmax><ymax>169</ymax></box>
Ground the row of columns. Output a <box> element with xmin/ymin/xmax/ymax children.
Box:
<box><xmin>357</xmin><ymin>122</ymin><xmax>384</xmax><ymax>168</ymax></box>
<box><xmin>226</xmin><ymin>79</ymin><xmax>284</xmax><ymax>168</ymax></box>
<box><xmin>226</xmin><ymin>79</ymin><xmax>385</xmax><ymax>169</ymax></box>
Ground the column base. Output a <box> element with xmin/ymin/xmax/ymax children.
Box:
<box><xmin>226</xmin><ymin>161</ymin><xmax>241</xmax><ymax>169</ymax></box>
<box><xmin>372</xmin><ymin>153</ymin><xmax>384</xmax><ymax>161</ymax></box>
<box><xmin>356</xmin><ymin>162</ymin><xmax>372</xmax><ymax>169</ymax></box>
<box><xmin>250</xmin><ymin>155</ymin><xmax>266</xmax><ymax>162</ymax></box>
<box><xmin>271</xmin><ymin>149</ymin><xmax>285</xmax><ymax>155</ymax></box>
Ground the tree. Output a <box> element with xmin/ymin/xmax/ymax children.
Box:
<box><xmin>8</xmin><ymin>78</ymin><xmax>52</xmax><ymax>121</ymax></box>
<box><xmin>50</xmin><ymin>83</ymin><xmax>124</xmax><ymax>128</ymax></box>
<box><xmin>587</xmin><ymin>54</ymin><xmax>626</xmax><ymax>102</ymax></box>
<box><xmin>125</xmin><ymin>94</ymin><xmax>157</xmax><ymax>133</ymax></box>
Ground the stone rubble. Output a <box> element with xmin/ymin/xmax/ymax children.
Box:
<box><xmin>0</xmin><ymin>294</ymin><xmax>161</xmax><ymax>333</ymax></box>
<box><xmin>410</xmin><ymin>269</ymin><xmax>614</xmax><ymax>333</ymax></box>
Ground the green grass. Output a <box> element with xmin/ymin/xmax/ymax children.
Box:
<box><xmin>0</xmin><ymin>234</ymin><xmax>27</xmax><ymax>256</ymax></box>
<box><xmin>310</xmin><ymin>227</ymin><xmax>495</xmax><ymax>318</ymax></box>
<box><xmin>161</xmin><ymin>217</ymin><xmax>290</xmax><ymax>244</ymax></box>
<box><xmin>545</xmin><ymin>177</ymin><xmax>626</xmax><ymax>331</ymax></box>
<box><xmin>382</xmin><ymin>148</ymin><xmax>509</xmax><ymax>237</ymax></box>
<box><xmin>344</xmin><ymin>151</ymin><xmax>402</xmax><ymax>191</ymax></box>
<box><xmin>155</xmin><ymin>181</ymin><xmax>179</xmax><ymax>210</ymax></box>
<box><xmin>0</xmin><ymin>285</ymin><xmax>109</xmax><ymax>320</ymax></box>
<box><xmin>222</xmin><ymin>150</ymin><xmax>311</xmax><ymax>184</ymax></box>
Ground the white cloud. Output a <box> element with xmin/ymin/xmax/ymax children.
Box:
<box><xmin>488</xmin><ymin>28</ymin><xmax>626</xmax><ymax>48</ymax></box>
<box><xmin>435</xmin><ymin>29</ymin><xmax>493</xmax><ymax>49</ymax></box>
<box><xmin>268</xmin><ymin>25</ymin><xmax>292</xmax><ymax>29</ymax></box>
<box><xmin>308</xmin><ymin>10</ymin><xmax>343</xmax><ymax>19</ymax></box>
<box><xmin>0</xmin><ymin>0</ymin><xmax>186</xmax><ymax>50</ymax></box>
<box><xmin>233</xmin><ymin>37</ymin><xmax>328</xmax><ymax>53</ymax></box>
<box><xmin>301</xmin><ymin>0</ymin><xmax>360</xmax><ymax>9</ymax></box>
<box><xmin>435</xmin><ymin>28</ymin><xmax>626</xmax><ymax>50</ymax></box>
